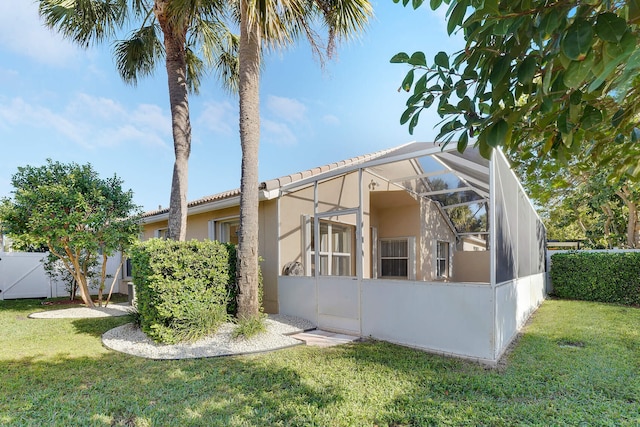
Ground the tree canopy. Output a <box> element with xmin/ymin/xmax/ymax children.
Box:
<box><xmin>392</xmin><ymin>0</ymin><xmax>640</xmax><ymax>176</ymax></box>
<box><xmin>0</xmin><ymin>160</ymin><xmax>141</xmax><ymax>307</ymax></box>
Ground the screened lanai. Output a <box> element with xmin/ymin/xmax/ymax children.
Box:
<box><xmin>277</xmin><ymin>142</ymin><xmax>547</xmax><ymax>364</ymax></box>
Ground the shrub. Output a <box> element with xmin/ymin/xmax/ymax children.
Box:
<box><xmin>129</xmin><ymin>239</ymin><xmax>234</xmax><ymax>344</ymax></box>
<box><xmin>224</xmin><ymin>245</ymin><xmax>264</xmax><ymax>317</ymax></box>
<box><xmin>232</xmin><ymin>313</ymin><xmax>268</xmax><ymax>339</ymax></box>
<box><xmin>550</xmin><ymin>251</ymin><xmax>640</xmax><ymax>306</ymax></box>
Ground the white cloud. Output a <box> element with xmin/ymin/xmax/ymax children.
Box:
<box><xmin>262</xmin><ymin>119</ymin><xmax>297</xmax><ymax>146</ymax></box>
<box><xmin>197</xmin><ymin>101</ymin><xmax>236</xmax><ymax>135</ymax></box>
<box><xmin>0</xmin><ymin>2</ymin><xmax>78</xmax><ymax>67</ymax></box>
<box><xmin>322</xmin><ymin>114</ymin><xmax>340</xmax><ymax>126</ymax></box>
<box><xmin>266</xmin><ymin>96</ymin><xmax>307</xmax><ymax>124</ymax></box>
<box><xmin>0</xmin><ymin>94</ymin><xmax>171</xmax><ymax>149</ymax></box>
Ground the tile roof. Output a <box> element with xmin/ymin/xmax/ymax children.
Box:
<box><xmin>141</xmin><ymin>143</ymin><xmax>412</xmax><ymax>219</ymax></box>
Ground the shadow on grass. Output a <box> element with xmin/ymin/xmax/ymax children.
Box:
<box><xmin>0</xmin><ymin>350</ymin><xmax>340</xmax><ymax>427</ymax></box>
<box><xmin>71</xmin><ymin>316</ymin><xmax>134</xmax><ymax>338</ymax></box>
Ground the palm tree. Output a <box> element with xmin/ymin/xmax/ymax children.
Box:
<box><xmin>38</xmin><ymin>0</ymin><xmax>238</xmax><ymax>240</ymax></box>
<box><xmin>235</xmin><ymin>0</ymin><xmax>373</xmax><ymax>320</ymax></box>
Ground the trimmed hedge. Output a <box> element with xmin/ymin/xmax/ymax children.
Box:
<box><xmin>129</xmin><ymin>239</ymin><xmax>236</xmax><ymax>344</ymax></box>
<box><xmin>550</xmin><ymin>252</ymin><xmax>640</xmax><ymax>306</ymax></box>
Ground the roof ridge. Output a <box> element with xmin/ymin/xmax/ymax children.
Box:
<box><xmin>142</xmin><ymin>143</ymin><xmax>415</xmax><ymax>218</ymax></box>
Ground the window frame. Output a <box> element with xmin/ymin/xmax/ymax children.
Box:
<box><xmin>378</xmin><ymin>237</ymin><xmax>416</xmax><ymax>280</ymax></box>
<box><xmin>305</xmin><ymin>217</ymin><xmax>355</xmax><ymax>277</ymax></box>
<box><xmin>208</xmin><ymin>216</ymin><xmax>240</xmax><ymax>244</ymax></box>
<box><xmin>435</xmin><ymin>240</ymin><xmax>451</xmax><ymax>279</ymax></box>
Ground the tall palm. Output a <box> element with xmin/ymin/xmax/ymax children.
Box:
<box><xmin>235</xmin><ymin>0</ymin><xmax>373</xmax><ymax>320</ymax></box>
<box><xmin>38</xmin><ymin>0</ymin><xmax>238</xmax><ymax>241</ymax></box>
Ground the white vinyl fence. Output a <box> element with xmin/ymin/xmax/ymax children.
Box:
<box><xmin>0</xmin><ymin>251</ymin><xmax>123</xmax><ymax>300</ymax></box>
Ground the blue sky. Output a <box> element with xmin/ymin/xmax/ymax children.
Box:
<box><xmin>0</xmin><ymin>1</ymin><xmax>463</xmax><ymax>212</ymax></box>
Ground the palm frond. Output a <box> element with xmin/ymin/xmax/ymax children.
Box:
<box><xmin>189</xmin><ymin>17</ymin><xmax>240</xmax><ymax>94</ymax></box>
<box><xmin>185</xmin><ymin>46</ymin><xmax>205</xmax><ymax>94</ymax></box>
<box><xmin>112</xmin><ymin>24</ymin><xmax>164</xmax><ymax>86</ymax></box>
<box><xmin>315</xmin><ymin>0</ymin><xmax>373</xmax><ymax>57</ymax></box>
<box><xmin>38</xmin><ymin>0</ymin><xmax>129</xmax><ymax>48</ymax></box>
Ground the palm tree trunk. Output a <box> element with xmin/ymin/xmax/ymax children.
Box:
<box><xmin>236</xmin><ymin>0</ymin><xmax>262</xmax><ymax>320</ymax></box>
<box><xmin>156</xmin><ymin>0</ymin><xmax>191</xmax><ymax>241</ymax></box>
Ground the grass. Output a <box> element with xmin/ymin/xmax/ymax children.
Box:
<box><xmin>232</xmin><ymin>313</ymin><xmax>268</xmax><ymax>339</ymax></box>
<box><xmin>0</xmin><ymin>298</ymin><xmax>638</xmax><ymax>426</ymax></box>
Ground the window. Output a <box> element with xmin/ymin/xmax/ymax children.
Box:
<box><xmin>378</xmin><ymin>237</ymin><xmax>416</xmax><ymax>279</ymax></box>
<box><xmin>310</xmin><ymin>220</ymin><xmax>354</xmax><ymax>276</ymax></box>
<box><xmin>380</xmin><ymin>239</ymin><xmax>408</xmax><ymax>278</ymax></box>
<box><xmin>436</xmin><ymin>241</ymin><xmax>450</xmax><ymax>278</ymax></box>
<box><xmin>154</xmin><ymin>228</ymin><xmax>168</xmax><ymax>239</ymax></box>
<box><xmin>209</xmin><ymin>218</ymin><xmax>240</xmax><ymax>244</ymax></box>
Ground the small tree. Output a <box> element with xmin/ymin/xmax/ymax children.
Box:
<box><xmin>0</xmin><ymin>160</ymin><xmax>141</xmax><ymax>307</ymax></box>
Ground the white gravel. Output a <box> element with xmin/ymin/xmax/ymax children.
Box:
<box><xmin>29</xmin><ymin>303</ymin><xmax>134</xmax><ymax>319</ymax></box>
<box><xmin>102</xmin><ymin>314</ymin><xmax>316</xmax><ymax>359</ymax></box>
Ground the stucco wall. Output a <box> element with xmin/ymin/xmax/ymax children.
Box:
<box><xmin>452</xmin><ymin>251</ymin><xmax>490</xmax><ymax>283</ymax></box>
<box><xmin>420</xmin><ymin>199</ymin><xmax>456</xmax><ymax>281</ymax></box>
<box><xmin>279</xmin><ymin>171</ymin><xmax>373</xmax><ymax>279</ymax></box>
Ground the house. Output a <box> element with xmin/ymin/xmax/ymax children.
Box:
<box><xmin>139</xmin><ymin>142</ymin><xmax>547</xmax><ymax>365</ymax></box>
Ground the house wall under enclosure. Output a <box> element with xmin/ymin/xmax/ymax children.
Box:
<box><xmin>278</xmin><ymin>143</ymin><xmax>546</xmax><ymax>365</ymax></box>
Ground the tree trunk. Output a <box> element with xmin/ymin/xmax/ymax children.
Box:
<box><xmin>616</xmin><ymin>186</ymin><xmax>638</xmax><ymax>248</ymax></box>
<box><xmin>155</xmin><ymin>0</ymin><xmax>191</xmax><ymax>241</ymax></box>
<box><xmin>601</xmin><ymin>204</ymin><xmax>616</xmax><ymax>249</ymax></box>
<box><xmin>236</xmin><ymin>0</ymin><xmax>262</xmax><ymax>320</ymax></box>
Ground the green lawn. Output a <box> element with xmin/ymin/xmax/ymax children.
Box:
<box><xmin>0</xmin><ymin>298</ymin><xmax>638</xmax><ymax>426</ymax></box>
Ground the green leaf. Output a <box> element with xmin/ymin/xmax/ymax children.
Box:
<box><xmin>447</xmin><ymin>1</ymin><xmax>467</xmax><ymax>35</ymax></box>
<box><xmin>540</xmin><ymin>12</ymin><xmax>561</xmax><ymax>38</ymax></box>
<box><xmin>434</xmin><ymin>51</ymin><xmax>449</xmax><ymax>68</ymax></box>
<box><xmin>412</xmin><ymin>0</ymin><xmax>425</xmax><ymax>9</ymax></box>
<box><xmin>390</xmin><ymin>52</ymin><xmax>410</xmax><ymax>63</ymax></box>
<box><xmin>414</xmin><ymin>73</ymin><xmax>428</xmax><ymax>94</ymax></box>
<box><xmin>455</xmin><ymin>80</ymin><xmax>467</xmax><ymax>98</ymax></box>
<box><xmin>423</xmin><ymin>94</ymin><xmax>435</xmax><ymax>108</ymax></box>
<box><xmin>611</xmin><ymin>108</ymin><xmax>624</xmax><ymax>127</ymax></box>
<box><xmin>408</xmin><ymin>109</ymin><xmax>421</xmax><ymax>134</ymax></box>
<box><xmin>595</xmin><ymin>12</ymin><xmax>627</xmax><ymax>43</ymax></box>
<box><xmin>517</xmin><ymin>55</ymin><xmax>537</xmax><ymax>85</ymax></box>
<box><xmin>457</xmin><ymin>131</ymin><xmax>469</xmax><ymax>153</ymax></box>
<box><xmin>400</xmin><ymin>106</ymin><xmax>418</xmax><ymax>125</ymax></box>
<box><xmin>561</xmin><ymin>19</ymin><xmax>594</xmax><ymax>61</ymax></box>
<box><xmin>462</xmin><ymin>65</ymin><xmax>478</xmax><ymax>80</ymax></box>
<box><xmin>408</xmin><ymin>51</ymin><xmax>427</xmax><ymax>66</ymax></box>
<box><xmin>589</xmin><ymin>32</ymin><xmax>637</xmax><ymax>92</ymax></box>
<box><xmin>569</xmin><ymin>90</ymin><xmax>582</xmax><ymax>105</ymax></box>
<box><xmin>490</xmin><ymin>55</ymin><xmax>510</xmax><ymax>86</ymax></box>
<box><xmin>481</xmin><ymin>0</ymin><xmax>499</xmax><ymax>15</ymax></box>
<box><xmin>581</xmin><ymin>105</ymin><xmax>602</xmax><ymax>130</ymax></box>
<box><xmin>457</xmin><ymin>96</ymin><xmax>472</xmax><ymax>111</ymax></box>
<box><xmin>487</xmin><ymin>119</ymin><xmax>508</xmax><ymax>147</ymax></box>
<box><xmin>563</xmin><ymin>51</ymin><xmax>595</xmax><ymax>89</ymax></box>
<box><xmin>430</xmin><ymin>0</ymin><xmax>442</xmax><ymax>10</ymax></box>
<box><xmin>406</xmin><ymin>92</ymin><xmax>423</xmax><ymax>107</ymax></box>
<box><xmin>557</xmin><ymin>111</ymin><xmax>571</xmax><ymax>134</ymax></box>
<box><xmin>401</xmin><ymin>69</ymin><xmax>415</xmax><ymax>91</ymax></box>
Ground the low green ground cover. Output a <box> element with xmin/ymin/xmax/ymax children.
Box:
<box><xmin>0</xmin><ymin>298</ymin><xmax>638</xmax><ymax>426</ymax></box>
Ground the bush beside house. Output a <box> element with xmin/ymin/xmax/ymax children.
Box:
<box><xmin>130</xmin><ymin>239</ymin><xmax>237</xmax><ymax>344</ymax></box>
<box><xmin>551</xmin><ymin>252</ymin><xmax>640</xmax><ymax>306</ymax></box>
